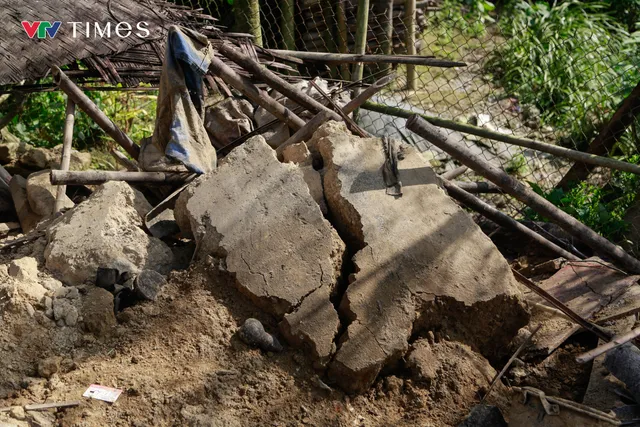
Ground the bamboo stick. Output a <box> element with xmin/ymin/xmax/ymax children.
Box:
<box><xmin>440</xmin><ymin>165</ymin><xmax>467</xmax><ymax>180</ymax></box>
<box><xmin>351</xmin><ymin>0</ymin><xmax>371</xmax><ymax>112</ymax></box>
<box><xmin>336</xmin><ymin>0</ymin><xmax>350</xmax><ymax>80</ymax></box>
<box><xmin>442</xmin><ymin>180</ymin><xmax>580</xmax><ymax>261</ymax></box>
<box><xmin>372</xmin><ymin>0</ymin><xmax>394</xmax><ymax>76</ymax></box>
<box><xmin>51</xmin><ymin>67</ymin><xmax>140</xmax><ymax>160</ymax></box>
<box><xmin>364</xmin><ymin>101</ymin><xmax>640</xmax><ymax>177</ymax></box>
<box><xmin>53</xmin><ymin>99</ymin><xmax>75</xmax><ymax>214</ymax></box>
<box><xmin>269</xmin><ymin>50</ymin><xmax>465</xmax><ymax>67</ymax></box>
<box><xmin>451</xmin><ymin>181</ymin><xmax>502</xmax><ymax>194</ymax></box>
<box><xmin>407</xmin><ymin>115</ymin><xmax>640</xmax><ymax>273</ymax></box>
<box><xmin>234</xmin><ymin>0</ymin><xmax>262</xmax><ymax>47</ymax></box>
<box><xmin>50</xmin><ymin>170</ymin><xmax>195</xmax><ymax>185</ymax></box>
<box><xmin>342</xmin><ymin>73</ymin><xmax>396</xmax><ymax>114</ymax></box>
<box><xmin>208</xmin><ymin>55</ymin><xmax>305</xmax><ymax>131</ymax></box>
<box><xmin>281</xmin><ymin>0</ymin><xmax>296</xmax><ymax>50</ymax></box>
<box><xmin>404</xmin><ymin>0</ymin><xmax>417</xmax><ymax>90</ymax></box>
<box><xmin>576</xmin><ymin>326</ymin><xmax>640</xmax><ymax>364</ymax></box>
<box><xmin>218</xmin><ymin>43</ymin><xmax>342</xmax><ymax>121</ymax></box>
<box><xmin>275</xmin><ymin>111</ymin><xmax>335</xmax><ymax>156</ymax></box>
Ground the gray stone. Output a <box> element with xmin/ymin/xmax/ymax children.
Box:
<box><xmin>239</xmin><ymin>318</ymin><xmax>283</xmax><ymax>352</ymax></box>
<box><xmin>9</xmin><ymin>175</ymin><xmax>43</xmax><ymax>233</ymax></box>
<box><xmin>8</xmin><ymin>257</ymin><xmax>38</xmax><ymax>282</ymax></box>
<box><xmin>26</xmin><ymin>170</ymin><xmax>74</xmax><ymax>216</ymax></box>
<box><xmin>19</xmin><ymin>147</ymin><xmax>52</xmax><ymax>169</ymax></box>
<box><xmin>49</xmin><ymin>144</ymin><xmax>92</xmax><ymax>170</ymax></box>
<box><xmin>44</xmin><ymin>182</ymin><xmax>174</xmax><ymax>285</ymax></box>
<box><xmin>52</xmin><ymin>299</ymin><xmax>78</xmax><ymax>326</ymax></box>
<box><xmin>37</xmin><ymin>356</ymin><xmax>60</xmax><ymax>378</ymax></box>
<box><xmin>314</xmin><ymin>122</ymin><xmax>528</xmax><ymax>393</ymax></box>
<box><xmin>134</xmin><ymin>269</ymin><xmax>166</xmax><ymax>301</ymax></box>
<box><xmin>82</xmin><ymin>287</ymin><xmax>116</xmax><ymax>336</ymax></box>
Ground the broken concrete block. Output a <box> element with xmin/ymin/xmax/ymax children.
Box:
<box><xmin>300</xmin><ymin>166</ymin><xmax>327</xmax><ymax>215</ymax></box>
<box><xmin>9</xmin><ymin>175</ymin><xmax>43</xmax><ymax>233</ymax></box>
<box><xmin>82</xmin><ymin>287</ymin><xmax>116</xmax><ymax>336</ymax></box>
<box><xmin>134</xmin><ymin>269</ymin><xmax>167</xmax><ymax>301</ymax></box>
<box><xmin>8</xmin><ymin>257</ymin><xmax>38</xmax><ymax>282</ymax></box>
<box><xmin>26</xmin><ymin>170</ymin><xmax>74</xmax><ymax>216</ymax></box>
<box><xmin>281</xmin><ymin>142</ymin><xmax>312</xmax><ymax>166</ymax></box>
<box><xmin>176</xmin><ymin>136</ymin><xmax>344</xmax><ymax>363</ymax></box>
<box><xmin>44</xmin><ymin>182</ymin><xmax>174</xmax><ymax>285</ymax></box>
<box><xmin>205</xmin><ymin>98</ymin><xmax>254</xmax><ymax>149</ymax></box>
<box><xmin>315</xmin><ymin>122</ymin><xmax>528</xmax><ymax>393</ymax></box>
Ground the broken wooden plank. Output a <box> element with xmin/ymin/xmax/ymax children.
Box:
<box><xmin>52</xmin><ymin>66</ymin><xmax>140</xmax><ymax>160</ymax></box>
<box><xmin>406</xmin><ymin>115</ymin><xmax>640</xmax><ymax>274</ymax></box>
<box><xmin>53</xmin><ymin>98</ymin><xmax>75</xmax><ymax>214</ymax></box>
<box><xmin>218</xmin><ymin>43</ymin><xmax>342</xmax><ymax>122</ymax></box>
<box><xmin>268</xmin><ymin>50</ymin><xmax>466</xmax><ymax>67</ymax></box>
<box><xmin>50</xmin><ymin>170</ymin><xmax>195</xmax><ymax>185</ymax></box>
<box><xmin>208</xmin><ymin>54</ymin><xmax>305</xmax><ymax>131</ymax></box>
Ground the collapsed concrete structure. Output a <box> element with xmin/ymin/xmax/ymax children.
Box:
<box><xmin>176</xmin><ymin>122</ymin><xmax>530</xmax><ymax>392</ymax></box>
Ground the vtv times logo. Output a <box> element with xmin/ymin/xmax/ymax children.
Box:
<box><xmin>22</xmin><ymin>21</ymin><xmax>151</xmax><ymax>39</ymax></box>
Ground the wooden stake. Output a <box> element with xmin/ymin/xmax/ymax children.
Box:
<box><xmin>53</xmin><ymin>99</ymin><xmax>75</xmax><ymax>214</ymax></box>
<box><xmin>443</xmin><ymin>180</ymin><xmax>580</xmax><ymax>261</ymax></box>
<box><xmin>208</xmin><ymin>55</ymin><xmax>305</xmax><ymax>131</ymax></box>
<box><xmin>404</xmin><ymin>0</ymin><xmax>417</xmax><ymax>90</ymax></box>
<box><xmin>269</xmin><ymin>50</ymin><xmax>465</xmax><ymax>67</ymax></box>
<box><xmin>576</xmin><ymin>326</ymin><xmax>640</xmax><ymax>364</ymax></box>
<box><xmin>51</xmin><ymin>67</ymin><xmax>140</xmax><ymax>160</ymax></box>
<box><xmin>275</xmin><ymin>111</ymin><xmax>335</xmax><ymax>156</ymax></box>
<box><xmin>336</xmin><ymin>0</ymin><xmax>350</xmax><ymax>80</ymax></box>
<box><xmin>407</xmin><ymin>115</ymin><xmax>640</xmax><ymax>273</ymax></box>
<box><xmin>351</xmin><ymin>0</ymin><xmax>371</xmax><ymax>112</ymax></box>
<box><xmin>50</xmin><ymin>170</ymin><xmax>195</xmax><ymax>185</ymax></box>
<box><xmin>281</xmin><ymin>0</ymin><xmax>296</xmax><ymax>50</ymax></box>
<box><xmin>218</xmin><ymin>43</ymin><xmax>342</xmax><ymax>121</ymax></box>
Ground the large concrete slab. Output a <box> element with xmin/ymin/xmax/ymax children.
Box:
<box><xmin>313</xmin><ymin>122</ymin><xmax>528</xmax><ymax>393</ymax></box>
<box><xmin>175</xmin><ymin>136</ymin><xmax>345</xmax><ymax>365</ymax></box>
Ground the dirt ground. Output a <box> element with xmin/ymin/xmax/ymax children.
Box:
<box><xmin>0</xmin><ymin>236</ymin><xmax>518</xmax><ymax>427</ymax></box>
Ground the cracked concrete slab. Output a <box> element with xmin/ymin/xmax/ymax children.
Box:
<box><xmin>175</xmin><ymin>135</ymin><xmax>345</xmax><ymax>364</ymax></box>
<box><xmin>315</xmin><ymin>122</ymin><xmax>528</xmax><ymax>393</ymax></box>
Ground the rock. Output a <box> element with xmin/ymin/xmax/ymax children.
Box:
<box><xmin>9</xmin><ymin>175</ymin><xmax>43</xmax><ymax>232</ymax></box>
<box><xmin>37</xmin><ymin>356</ymin><xmax>61</xmax><ymax>378</ymax></box>
<box><xmin>146</xmin><ymin>209</ymin><xmax>180</xmax><ymax>239</ymax></box>
<box><xmin>8</xmin><ymin>406</ymin><xmax>25</xmax><ymax>421</ymax></box>
<box><xmin>281</xmin><ymin>142</ymin><xmax>312</xmax><ymax>166</ymax></box>
<box><xmin>52</xmin><ymin>298</ymin><xmax>78</xmax><ymax>326</ymax></box>
<box><xmin>39</xmin><ymin>277</ymin><xmax>62</xmax><ymax>292</ymax></box>
<box><xmin>315</xmin><ymin>122</ymin><xmax>528</xmax><ymax>393</ymax></box>
<box><xmin>44</xmin><ymin>182</ymin><xmax>174</xmax><ymax>285</ymax></box>
<box><xmin>175</xmin><ymin>136</ymin><xmax>344</xmax><ymax>364</ymax></box>
<box><xmin>205</xmin><ymin>98</ymin><xmax>254</xmax><ymax>149</ymax></box>
<box><xmin>134</xmin><ymin>269</ymin><xmax>167</xmax><ymax>301</ymax></box>
<box><xmin>26</xmin><ymin>170</ymin><xmax>74</xmax><ymax>216</ymax></box>
<box><xmin>238</xmin><ymin>318</ymin><xmax>283</xmax><ymax>352</ymax></box>
<box><xmin>0</xmin><ymin>222</ymin><xmax>20</xmax><ymax>233</ymax></box>
<box><xmin>522</xmin><ymin>104</ymin><xmax>541</xmax><ymax>130</ymax></box>
<box><xmin>82</xmin><ymin>287</ymin><xmax>116</xmax><ymax>336</ymax></box>
<box><xmin>299</xmin><ymin>166</ymin><xmax>327</xmax><ymax>215</ymax></box>
<box><xmin>19</xmin><ymin>147</ymin><xmax>53</xmax><ymax>170</ymax></box>
<box><xmin>25</xmin><ymin>411</ymin><xmax>54</xmax><ymax>427</ymax></box>
<box><xmin>458</xmin><ymin>405</ymin><xmax>507</xmax><ymax>427</ymax></box>
<box><xmin>8</xmin><ymin>257</ymin><xmax>38</xmax><ymax>282</ymax></box>
<box><xmin>49</xmin><ymin>144</ymin><xmax>92</xmax><ymax>170</ymax></box>
<box><xmin>0</xmin><ymin>139</ymin><xmax>29</xmax><ymax>164</ymax></box>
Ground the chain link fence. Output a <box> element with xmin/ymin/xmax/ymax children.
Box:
<box><xmin>179</xmin><ymin>0</ymin><xmax>640</xmax><ymax>253</ymax></box>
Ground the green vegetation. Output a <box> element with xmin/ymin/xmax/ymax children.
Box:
<box><xmin>487</xmin><ymin>1</ymin><xmax>640</xmax><ymax>144</ymax></box>
<box><xmin>8</xmin><ymin>85</ymin><xmax>157</xmax><ymax>151</ymax></box>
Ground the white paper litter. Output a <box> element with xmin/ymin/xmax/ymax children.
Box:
<box><xmin>82</xmin><ymin>384</ymin><xmax>123</xmax><ymax>403</ymax></box>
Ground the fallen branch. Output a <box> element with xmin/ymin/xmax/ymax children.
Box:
<box><xmin>268</xmin><ymin>50</ymin><xmax>466</xmax><ymax>67</ymax></box>
<box><xmin>52</xmin><ymin>67</ymin><xmax>140</xmax><ymax>160</ymax></box>
<box><xmin>218</xmin><ymin>43</ymin><xmax>342</xmax><ymax>122</ymax></box>
<box><xmin>451</xmin><ymin>181</ymin><xmax>502</xmax><ymax>194</ymax></box>
<box><xmin>576</xmin><ymin>326</ymin><xmax>640</xmax><ymax>364</ymax></box>
<box><xmin>208</xmin><ymin>54</ymin><xmax>305</xmax><ymax>131</ymax></box>
<box><xmin>443</xmin><ymin>181</ymin><xmax>580</xmax><ymax>261</ymax></box>
<box><xmin>406</xmin><ymin>115</ymin><xmax>640</xmax><ymax>273</ymax></box>
<box><xmin>50</xmin><ymin>170</ymin><xmax>195</xmax><ymax>185</ymax></box>
<box><xmin>365</xmin><ymin>101</ymin><xmax>640</xmax><ymax>177</ymax></box>
<box><xmin>53</xmin><ymin>99</ymin><xmax>75</xmax><ymax>214</ymax></box>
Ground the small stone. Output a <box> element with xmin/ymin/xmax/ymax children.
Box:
<box><xmin>8</xmin><ymin>257</ymin><xmax>38</xmax><ymax>282</ymax></box>
<box><xmin>64</xmin><ymin>306</ymin><xmax>79</xmax><ymax>326</ymax></box>
<box><xmin>134</xmin><ymin>270</ymin><xmax>167</xmax><ymax>301</ymax></box>
<box><xmin>65</xmin><ymin>287</ymin><xmax>80</xmax><ymax>299</ymax></box>
<box><xmin>37</xmin><ymin>356</ymin><xmax>60</xmax><ymax>379</ymax></box>
<box><xmin>238</xmin><ymin>318</ymin><xmax>283</xmax><ymax>352</ymax></box>
<box><xmin>25</xmin><ymin>303</ymin><xmax>35</xmax><ymax>317</ymax></box>
<box><xmin>281</xmin><ymin>142</ymin><xmax>312</xmax><ymax>165</ymax></box>
<box><xmin>82</xmin><ymin>288</ymin><xmax>116</xmax><ymax>337</ymax></box>
<box><xmin>95</xmin><ymin>267</ymin><xmax>119</xmax><ymax>292</ymax></box>
<box><xmin>44</xmin><ymin>309</ymin><xmax>54</xmax><ymax>319</ymax></box>
<box><xmin>53</xmin><ymin>287</ymin><xmax>70</xmax><ymax>299</ymax></box>
<box><xmin>9</xmin><ymin>405</ymin><xmax>25</xmax><ymax>420</ymax></box>
<box><xmin>26</xmin><ymin>409</ymin><xmax>55</xmax><ymax>427</ymax></box>
<box><xmin>40</xmin><ymin>278</ymin><xmax>62</xmax><ymax>293</ymax></box>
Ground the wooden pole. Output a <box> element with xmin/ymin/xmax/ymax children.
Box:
<box><xmin>440</xmin><ymin>165</ymin><xmax>467</xmax><ymax>180</ymax></box>
<box><xmin>218</xmin><ymin>43</ymin><xmax>342</xmax><ymax>121</ymax></box>
<box><xmin>351</xmin><ymin>0</ymin><xmax>371</xmax><ymax>112</ymax></box>
<box><xmin>576</xmin><ymin>326</ymin><xmax>640</xmax><ymax>364</ymax></box>
<box><xmin>442</xmin><ymin>180</ymin><xmax>581</xmax><ymax>261</ymax></box>
<box><xmin>342</xmin><ymin>73</ymin><xmax>396</xmax><ymax>114</ymax></box>
<box><xmin>407</xmin><ymin>115</ymin><xmax>640</xmax><ymax>274</ymax></box>
<box><xmin>53</xmin><ymin>99</ymin><xmax>75</xmax><ymax>214</ymax></box>
<box><xmin>336</xmin><ymin>0</ymin><xmax>350</xmax><ymax>80</ymax></box>
<box><xmin>275</xmin><ymin>111</ymin><xmax>335</xmax><ymax>156</ymax></box>
<box><xmin>364</xmin><ymin>101</ymin><xmax>640</xmax><ymax>177</ymax></box>
<box><xmin>451</xmin><ymin>181</ymin><xmax>502</xmax><ymax>194</ymax></box>
<box><xmin>270</xmin><ymin>50</ymin><xmax>465</xmax><ymax>67</ymax></box>
<box><xmin>404</xmin><ymin>0</ymin><xmax>417</xmax><ymax>90</ymax></box>
<box><xmin>234</xmin><ymin>0</ymin><xmax>263</xmax><ymax>47</ymax></box>
<box><xmin>50</xmin><ymin>170</ymin><xmax>195</xmax><ymax>185</ymax></box>
<box><xmin>51</xmin><ymin>66</ymin><xmax>140</xmax><ymax>160</ymax></box>
<box><xmin>281</xmin><ymin>0</ymin><xmax>296</xmax><ymax>50</ymax></box>
<box><xmin>208</xmin><ymin>55</ymin><xmax>305</xmax><ymax>131</ymax></box>
<box><xmin>557</xmin><ymin>81</ymin><xmax>640</xmax><ymax>190</ymax></box>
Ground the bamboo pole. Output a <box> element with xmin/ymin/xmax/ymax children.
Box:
<box><xmin>336</xmin><ymin>0</ymin><xmax>350</xmax><ymax>80</ymax></box>
<box><xmin>208</xmin><ymin>55</ymin><xmax>305</xmax><ymax>131</ymax></box>
<box><xmin>407</xmin><ymin>115</ymin><xmax>640</xmax><ymax>274</ymax></box>
<box><xmin>281</xmin><ymin>0</ymin><xmax>295</xmax><ymax>50</ymax></box>
<box><xmin>404</xmin><ymin>0</ymin><xmax>417</xmax><ymax>90</ymax></box>
<box><xmin>351</xmin><ymin>0</ymin><xmax>371</xmax><ymax>111</ymax></box>
<box><xmin>234</xmin><ymin>0</ymin><xmax>262</xmax><ymax>47</ymax></box>
<box><xmin>364</xmin><ymin>101</ymin><xmax>640</xmax><ymax>177</ymax></box>
<box><xmin>218</xmin><ymin>43</ymin><xmax>342</xmax><ymax>121</ymax></box>
<box><xmin>51</xmin><ymin>66</ymin><xmax>140</xmax><ymax>160</ymax></box>
<box><xmin>110</xmin><ymin>149</ymin><xmax>139</xmax><ymax>172</ymax></box>
<box><xmin>440</xmin><ymin>165</ymin><xmax>467</xmax><ymax>180</ymax></box>
<box><xmin>342</xmin><ymin>74</ymin><xmax>396</xmax><ymax>114</ymax></box>
<box><xmin>53</xmin><ymin>99</ymin><xmax>75</xmax><ymax>214</ymax></box>
<box><xmin>269</xmin><ymin>50</ymin><xmax>465</xmax><ymax>67</ymax></box>
<box><xmin>576</xmin><ymin>326</ymin><xmax>640</xmax><ymax>364</ymax></box>
<box><xmin>442</xmin><ymin>180</ymin><xmax>581</xmax><ymax>261</ymax></box>
<box><xmin>275</xmin><ymin>111</ymin><xmax>335</xmax><ymax>156</ymax></box>
<box><xmin>451</xmin><ymin>181</ymin><xmax>502</xmax><ymax>194</ymax></box>
<box><xmin>50</xmin><ymin>170</ymin><xmax>195</xmax><ymax>185</ymax></box>
<box><xmin>372</xmin><ymin>0</ymin><xmax>394</xmax><ymax>76</ymax></box>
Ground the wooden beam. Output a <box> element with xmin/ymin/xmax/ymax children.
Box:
<box><xmin>404</xmin><ymin>0</ymin><xmax>417</xmax><ymax>90</ymax></box>
<box><xmin>268</xmin><ymin>50</ymin><xmax>465</xmax><ymax>67</ymax></box>
<box><xmin>406</xmin><ymin>115</ymin><xmax>640</xmax><ymax>273</ymax></box>
<box><xmin>351</xmin><ymin>0</ymin><xmax>371</xmax><ymax>91</ymax></box>
<box><xmin>53</xmin><ymin>99</ymin><xmax>76</xmax><ymax>214</ymax></box>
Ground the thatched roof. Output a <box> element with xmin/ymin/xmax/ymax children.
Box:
<box><xmin>0</xmin><ymin>0</ymin><xmax>218</xmax><ymax>86</ymax></box>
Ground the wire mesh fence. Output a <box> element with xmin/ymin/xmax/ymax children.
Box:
<box><xmin>178</xmin><ymin>0</ymin><xmax>640</xmax><ymax>253</ymax></box>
